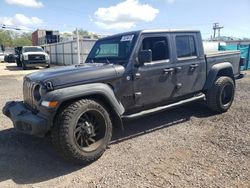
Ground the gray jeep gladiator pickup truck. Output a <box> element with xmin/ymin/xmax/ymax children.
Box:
<box><xmin>3</xmin><ymin>29</ymin><xmax>243</xmax><ymax>164</ymax></box>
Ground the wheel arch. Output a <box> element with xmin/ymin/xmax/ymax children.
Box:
<box><xmin>203</xmin><ymin>62</ymin><xmax>235</xmax><ymax>91</ymax></box>
<box><xmin>44</xmin><ymin>83</ymin><xmax>125</xmax><ymax>130</ymax></box>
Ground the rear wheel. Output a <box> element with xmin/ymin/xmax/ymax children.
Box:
<box><xmin>51</xmin><ymin>99</ymin><xmax>112</xmax><ymax>164</ymax></box>
<box><xmin>206</xmin><ymin>76</ymin><xmax>235</xmax><ymax>113</ymax></box>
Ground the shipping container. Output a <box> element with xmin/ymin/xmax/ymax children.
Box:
<box><xmin>43</xmin><ymin>39</ymin><xmax>96</xmax><ymax>65</ymax></box>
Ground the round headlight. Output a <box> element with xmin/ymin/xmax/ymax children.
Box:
<box><xmin>33</xmin><ymin>84</ymin><xmax>41</xmax><ymax>101</ymax></box>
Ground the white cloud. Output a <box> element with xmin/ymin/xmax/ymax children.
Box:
<box><xmin>93</xmin><ymin>0</ymin><xmax>159</xmax><ymax>30</ymax></box>
<box><xmin>166</xmin><ymin>0</ymin><xmax>175</xmax><ymax>3</ymax></box>
<box><xmin>5</xmin><ymin>0</ymin><xmax>44</xmax><ymax>8</ymax></box>
<box><xmin>0</xmin><ymin>14</ymin><xmax>43</xmax><ymax>28</ymax></box>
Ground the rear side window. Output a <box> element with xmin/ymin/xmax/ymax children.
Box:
<box><xmin>176</xmin><ymin>36</ymin><xmax>197</xmax><ymax>58</ymax></box>
<box><xmin>142</xmin><ymin>37</ymin><xmax>169</xmax><ymax>61</ymax></box>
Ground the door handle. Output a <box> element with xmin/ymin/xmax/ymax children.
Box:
<box><xmin>190</xmin><ymin>64</ymin><xmax>199</xmax><ymax>68</ymax></box>
<box><xmin>175</xmin><ymin>66</ymin><xmax>182</xmax><ymax>72</ymax></box>
<box><xmin>134</xmin><ymin>73</ymin><xmax>141</xmax><ymax>80</ymax></box>
<box><xmin>163</xmin><ymin>68</ymin><xmax>174</xmax><ymax>74</ymax></box>
<box><xmin>190</xmin><ymin>64</ymin><xmax>199</xmax><ymax>71</ymax></box>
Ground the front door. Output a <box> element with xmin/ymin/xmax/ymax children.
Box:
<box><xmin>133</xmin><ymin>34</ymin><xmax>177</xmax><ymax>108</ymax></box>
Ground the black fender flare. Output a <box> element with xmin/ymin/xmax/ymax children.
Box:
<box><xmin>203</xmin><ymin>62</ymin><xmax>234</xmax><ymax>90</ymax></box>
<box><xmin>43</xmin><ymin>83</ymin><xmax>125</xmax><ymax>119</ymax></box>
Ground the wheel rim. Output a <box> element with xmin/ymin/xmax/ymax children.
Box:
<box><xmin>220</xmin><ymin>83</ymin><xmax>233</xmax><ymax>106</ymax></box>
<box><xmin>74</xmin><ymin>110</ymin><xmax>106</xmax><ymax>152</ymax></box>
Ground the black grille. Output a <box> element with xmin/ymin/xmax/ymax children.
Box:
<box><xmin>28</xmin><ymin>54</ymin><xmax>45</xmax><ymax>61</ymax></box>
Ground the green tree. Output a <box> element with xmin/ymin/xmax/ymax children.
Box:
<box><xmin>0</xmin><ymin>29</ymin><xmax>32</xmax><ymax>47</ymax></box>
<box><xmin>0</xmin><ymin>30</ymin><xmax>13</xmax><ymax>47</ymax></box>
<box><xmin>13</xmin><ymin>32</ymin><xmax>32</xmax><ymax>46</ymax></box>
<box><xmin>13</xmin><ymin>37</ymin><xmax>32</xmax><ymax>46</ymax></box>
<box><xmin>72</xmin><ymin>29</ymin><xmax>101</xmax><ymax>39</ymax></box>
<box><xmin>73</xmin><ymin>29</ymin><xmax>89</xmax><ymax>37</ymax></box>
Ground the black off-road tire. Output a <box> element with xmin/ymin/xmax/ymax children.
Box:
<box><xmin>206</xmin><ymin>76</ymin><xmax>235</xmax><ymax>113</ymax></box>
<box><xmin>51</xmin><ymin>99</ymin><xmax>112</xmax><ymax>164</ymax></box>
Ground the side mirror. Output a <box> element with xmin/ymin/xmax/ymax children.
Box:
<box><xmin>137</xmin><ymin>49</ymin><xmax>152</xmax><ymax>66</ymax></box>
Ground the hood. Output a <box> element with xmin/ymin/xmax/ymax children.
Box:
<box><xmin>26</xmin><ymin>63</ymin><xmax>125</xmax><ymax>89</ymax></box>
<box><xmin>23</xmin><ymin>51</ymin><xmax>48</xmax><ymax>56</ymax></box>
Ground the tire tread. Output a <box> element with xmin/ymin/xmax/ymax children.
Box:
<box><xmin>206</xmin><ymin>76</ymin><xmax>234</xmax><ymax>113</ymax></box>
<box><xmin>51</xmin><ymin>99</ymin><xmax>112</xmax><ymax>164</ymax></box>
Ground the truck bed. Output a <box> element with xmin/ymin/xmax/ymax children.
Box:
<box><xmin>205</xmin><ymin>50</ymin><xmax>241</xmax><ymax>77</ymax></box>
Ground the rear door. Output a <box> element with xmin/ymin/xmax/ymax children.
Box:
<box><xmin>133</xmin><ymin>33</ymin><xmax>177</xmax><ymax>108</ymax></box>
<box><xmin>173</xmin><ymin>33</ymin><xmax>206</xmax><ymax>97</ymax></box>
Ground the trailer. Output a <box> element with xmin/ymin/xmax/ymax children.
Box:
<box><xmin>43</xmin><ymin>39</ymin><xmax>96</xmax><ymax>65</ymax></box>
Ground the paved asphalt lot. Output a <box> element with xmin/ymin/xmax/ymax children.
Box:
<box><xmin>0</xmin><ymin>63</ymin><xmax>249</xmax><ymax>187</ymax></box>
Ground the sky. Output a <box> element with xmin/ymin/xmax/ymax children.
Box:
<box><xmin>0</xmin><ymin>0</ymin><xmax>250</xmax><ymax>39</ymax></box>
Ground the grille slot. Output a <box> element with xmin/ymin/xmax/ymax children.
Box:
<box><xmin>23</xmin><ymin>80</ymin><xmax>35</xmax><ymax>108</ymax></box>
<box><xmin>28</xmin><ymin>54</ymin><xmax>45</xmax><ymax>61</ymax></box>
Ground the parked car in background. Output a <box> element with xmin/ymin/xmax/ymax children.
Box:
<box><xmin>0</xmin><ymin>44</ymin><xmax>5</xmax><ymax>63</ymax></box>
<box><xmin>4</xmin><ymin>48</ymin><xmax>16</xmax><ymax>63</ymax></box>
<box><xmin>15</xmin><ymin>46</ymin><xmax>50</xmax><ymax>69</ymax></box>
<box><xmin>4</xmin><ymin>54</ymin><xmax>16</xmax><ymax>63</ymax></box>
<box><xmin>0</xmin><ymin>52</ymin><xmax>5</xmax><ymax>63</ymax></box>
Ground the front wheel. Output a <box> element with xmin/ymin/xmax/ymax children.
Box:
<box><xmin>51</xmin><ymin>99</ymin><xmax>112</xmax><ymax>164</ymax></box>
<box><xmin>206</xmin><ymin>76</ymin><xmax>235</xmax><ymax>113</ymax></box>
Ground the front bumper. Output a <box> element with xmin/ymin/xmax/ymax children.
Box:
<box><xmin>24</xmin><ymin>60</ymin><xmax>49</xmax><ymax>67</ymax></box>
<box><xmin>2</xmin><ymin>101</ymin><xmax>50</xmax><ymax>136</ymax></box>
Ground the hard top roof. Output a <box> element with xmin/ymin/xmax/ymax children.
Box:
<box><xmin>99</xmin><ymin>29</ymin><xmax>200</xmax><ymax>40</ymax></box>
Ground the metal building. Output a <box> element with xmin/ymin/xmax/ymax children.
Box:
<box><xmin>32</xmin><ymin>29</ymin><xmax>60</xmax><ymax>46</ymax></box>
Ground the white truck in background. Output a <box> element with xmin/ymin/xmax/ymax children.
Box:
<box><xmin>15</xmin><ymin>46</ymin><xmax>50</xmax><ymax>69</ymax></box>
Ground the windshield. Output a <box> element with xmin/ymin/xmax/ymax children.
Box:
<box><xmin>23</xmin><ymin>47</ymin><xmax>44</xmax><ymax>53</ymax></box>
<box><xmin>87</xmin><ymin>34</ymin><xmax>137</xmax><ymax>64</ymax></box>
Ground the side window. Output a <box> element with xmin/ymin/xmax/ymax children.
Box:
<box><xmin>176</xmin><ymin>35</ymin><xmax>197</xmax><ymax>58</ymax></box>
<box><xmin>142</xmin><ymin>37</ymin><xmax>169</xmax><ymax>61</ymax></box>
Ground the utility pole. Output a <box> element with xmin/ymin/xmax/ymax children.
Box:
<box><xmin>76</xmin><ymin>28</ymin><xmax>81</xmax><ymax>64</ymax></box>
<box><xmin>213</xmin><ymin>23</ymin><xmax>218</xmax><ymax>39</ymax></box>
<box><xmin>213</xmin><ymin>23</ymin><xmax>224</xmax><ymax>39</ymax></box>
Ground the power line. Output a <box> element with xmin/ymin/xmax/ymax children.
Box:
<box><xmin>1</xmin><ymin>24</ymin><xmax>33</xmax><ymax>31</ymax></box>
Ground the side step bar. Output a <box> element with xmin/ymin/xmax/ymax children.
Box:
<box><xmin>122</xmin><ymin>94</ymin><xmax>205</xmax><ymax>119</ymax></box>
